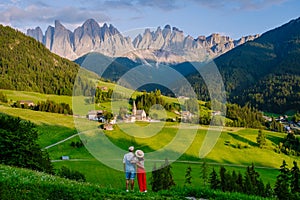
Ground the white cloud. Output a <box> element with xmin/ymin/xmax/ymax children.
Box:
<box><xmin>0</xmin><ymin>2</ymin><xmax>110</xmax><ymax>31</ymax></box>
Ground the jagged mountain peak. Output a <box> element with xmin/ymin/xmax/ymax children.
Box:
<box><xmin>102</xmin><ymin>23</ymin><xmax>108</xmax><ymax>29</ymax></box>
<box><xmin>108</xmin><ymin>24</ymin><xmax>120</xmax><ymax>35</ymax></box>
<box><xmin>84</xmin><ymin>18</ymin><xmax>98</xmax><ymax>24</ymax></box>
<box><xmin>27</xmin><ymin>20</ymin><xmax>259</xmax><ymax>61</ymax></box>
<box><xmin>54</xmin><ymin>20</ymin><xmax>65</xmax><ymax>29</ymax></box>
<box><xmin>164</xmin><ymin>24</ymin><xmax>171</xmax><ymax>29</ymax></box>
<box><xmin>26</xmin><ymin>26</ymin><xmax>43</xmax><ymax>43</ymax></box>
<box><xmin>82</xmin><ymin>19</ymin><xmax>100</xmax><ymax>30</ymax></box>
<box><xmin>172</xmin><ymin>27</ymin><xmax>182</xmax><ymax>33</ymax></box>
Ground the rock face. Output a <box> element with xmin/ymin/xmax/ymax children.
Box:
<box><xmin>26</xmin><ymin>27</ymin><xmax>43</xmax><ymax>43</ymax></box>
<box><xmin>27</xmin><ymin>19</ymin><xmax>259</xmax><ymax>62</ymax></box>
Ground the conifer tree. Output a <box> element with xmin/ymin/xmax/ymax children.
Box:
<box><xmin>184</xmin><ymin>166</ymin><xmax>192</xmax><ymax>186</ymax></box>
<box><xmin>243</xmin><ymin>169</ymin><xmax>254</xmax><ymax>194</ymax></box>
<box><xmin>291</xmin><ymin>161</ymin><xmax>300</xmax><ymax>193</ymax></box>
<box><xmin>161</xmin><ymin>158</ymin><xmax>175</xmax><ymax>190</ymax></box>
<box><xmin>256</xmin><ymin>179</ymin><xmax>265</xmax><ymax>197</ymax></box>
<box><xmin>209</xmin><ymin>168</ymin><xmax>220</xmax><ymax>190</ymax></box>
<box><xmin>151</xmin><ymin>163</ymin><xmax>160</xmax><ymax>192</ymax></box>
<box><xmin>256</xmin><ymin>129</ymin><xmax>266</xmax><ymax>148</ymax></box>
<box><xmin>220</xmin><ymin>166</ymin><xmax>229</xmax><ymax>192</ymax></box>
<box><xmin>274</xmin><ymin>160</ymin><xmax>291</xmax><ymax>199</ymax></box>
<box><xmin>243</xmin><ymin>163</ymin><xmax>260</xmax><ymax>194</ymax></box>
<box><xmin>236</xmin><ymin>172</ymin><xmax>244</xmax><ymax>193</ymax></box>
<box><xmin>264</xmin><ymin>182</ymin><xmax>273</xmax><ymax>198</ymax></box>
<box><xmin>151</xmin><ymin>159</ymin><xmax>175</xmax><ymax>192</ymax></box>
<box><xmin>200</xmin><ymin>159</ymin><xmax>209</xmax><ymax>186</ymax></box>
<box><xmin>230</xmin><ymin>170</ymin><xmax>238</xmax><ymax>192</ymax></box>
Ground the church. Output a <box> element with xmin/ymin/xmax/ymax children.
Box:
<box><xmin>131</xmin><ymin>101</ymin><xmax>147</xmax><ymax>121</ymax></box>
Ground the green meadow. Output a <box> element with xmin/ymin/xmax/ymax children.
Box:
<box><xmin>1</xmin><ymin>89</ymin><xmax>299</xmax><ymax>190</ymax></box>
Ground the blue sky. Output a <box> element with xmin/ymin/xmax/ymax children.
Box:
<box><xmin>0</xmin><ymin>0</ymin><xmax>299</xmax><ymax>39</ymax></box>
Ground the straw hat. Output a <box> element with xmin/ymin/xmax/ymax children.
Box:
<box><xmin>135</xmin><ymin>150</ymin><xmax>144</xmax><ymax>158</ymax></box>
<box><xmin>128</xmin><ymin>146</ymin><xmax>134</xmax><ymax>151</ymax></box>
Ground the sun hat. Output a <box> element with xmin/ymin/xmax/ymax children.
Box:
<box><xmin>135</xmin><ymin>150</ymin><xmax>144</xmax><ymax>158</ymax></box>
<box><xmin>128</xmin><ymin>146</ymin><xmax>134</xmax><ymax>151</ymax></box>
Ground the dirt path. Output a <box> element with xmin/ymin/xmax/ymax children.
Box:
<box><xmin>44</xmin><ymin>133</ymin><xmax>80</xmax><ymax>149</ymax></box>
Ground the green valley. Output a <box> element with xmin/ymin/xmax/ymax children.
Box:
<box><xmin>1</xmin><ymin>90</ymin><xmax>299</xmax><ymax>189</ymax></box>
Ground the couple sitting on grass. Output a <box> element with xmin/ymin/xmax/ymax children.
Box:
<box><xmin>123</xmin><ymin>146</ymin><xmax>147</xmax><ymax>193</ymax></box>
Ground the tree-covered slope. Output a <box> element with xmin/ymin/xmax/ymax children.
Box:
<box><xmin>0</xmin><ymin>25</ymin><xmax>97</xmax><ymax>95</ymax></box>
<box><xmin>188</xmin><ymin>17</ymin><xmax>300</xmax><ymax>113</ymax></box>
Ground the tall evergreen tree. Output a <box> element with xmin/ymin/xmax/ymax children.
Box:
<box><xmin>220</xmin><ymin>166</ymin><xmax>229</xmax><ymax>192</ymax></box>
<box><xmin>184</xmin><ymin>166</ymin><xmax>192</xmax><ymax>186</ymax></box>
<box><xmin>236</xmin><ymin>172</ymin><xmax>244</xmax><ymax>193</ymax></box>
<box><xmin>256</xmin><ymin>129</ymin><xmax>266</xmax><ymax>148</ymax></box>
<box><xmin>264</xmin><ymin>182</ymin><xmax>273</xmax><ymax>198</ymax></box>
<box><xmin>150</xmin><ymin>163</ymin><xmax>160</xmax><ymax>192</ymax></box>
<box><xmin>243</xmin><ymin>163</ymin><xmax>261</xmax><ymax>195</ymax></box>
<box><xmin>209</xmin><ymin>168</ymin><xmax>220</xmax><ymax>190</ymax></box>
<box><xmin>291</xmin><ymin>161</ymin><xmax>300</xmax><ymax>193</ymax></box>
<box><xmin>243</xmin><ymin>163</ymin><xmax>260</xmax><ymax>195</ymax></box>
<box><xmin>256</xmin><ymin>179</ymin><xmax>265</xmax><ymax>197</ymax></box>
<box><xmin>161</xmin><ymin>158</ymin><xmax>175</xmax><ymax>190</ymax></box>
<box><xmin>274</xmin><ymin>160</ymin><xmax>291</xmax><ymax>199</ymax></box>
<box><xmin>229</xmin><ymin>170</ymin><xmax>239</xmax><ymax>192</ymax></box>
<box><xmin>151</xmin><ymin>159</ymin><xmax>175</xmax><ymax>192</ymax></box>
<box><xmin>243</xmin><ymin>169</ymin><xmax>254</xmax><ymax>195</ymax></box>
<box><xmin>200</xmin><ymin>159</ymin><xmax>209</xmax><ymax>187</ymax></box>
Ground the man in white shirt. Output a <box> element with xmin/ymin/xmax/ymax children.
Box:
<box><xmin>123</xmin><ymin>146</ymin><xmax>136</xmax><ymax>192</ymax></box>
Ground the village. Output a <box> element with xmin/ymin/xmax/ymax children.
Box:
<box><xmin>15</xmin><ymin>98</ymin><xmax>300</xmax><ymax>134</ymax></box>
<box><xmin>86</xmin><ymin>100</ymin><xmax>202</xmax><ymax>130</ymax></box>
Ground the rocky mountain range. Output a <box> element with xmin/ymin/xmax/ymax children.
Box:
<box><xmin>27</xmin><ymin>19</ymin><xmax>259</xmax><ymax>62</ymax></box>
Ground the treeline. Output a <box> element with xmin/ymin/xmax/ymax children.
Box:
<box><xmin>209</xmin><ymin>163</ymin><xmax>272</xmax><ymax>198</ymax></box>
<box><xmin>135</xmin><ymin>90</ymin><xmax>178</xmax><ymax>114</ymax></box>
<box><xmin>179</xmin><ymin>160</ymin><xmax>300</xmax><ymax>199</ymax></box>
<box><xmin>235</xmin><ymin>74</ymin><xmax>300</xmax><ymax>113</ymax></box>
<box><xmin>12</xmin><ymin>100</ymin><xmax>73</xmax><ymax>115</ymax></box>
<box><xmin>256</xmin><ymin>129</ymin><xmax>300</xmax><ymax>156</ymax></box>
<box><xmin>0</xmin><ymin>25</ymin><xmax>95</xmax><ymax>96</ymax></box>
<box><xmin>207</xmin><ymin>161</ymin><xmax>300</xmax><ymax>199</ymax></box>
<box><xmin>277</xmin><ymin>132</ymin><xmax>300</xmax><ymax>156</ymax></box>
<box><xmin>150</xmin><ymin>159</ymin><xmax>300</xmax><ymax>199</ymax></box>
<box><xmin>94</xmin><ymin>88</ymin><xmax>113</xmax><ymax>103</ymax></box>
<box><xmin>90</xmin><ymin>87</ymin><xmax>129</xmax><ymax>104</ymax></box>
<box><xmin>203</xmin><ymin>101</ymin><xmax>265</xmax><ymax>128</ymax></box>
<box><xmin>226</xmin><ymin>103</ymin><xmax>265</xmax><ymax>128</ymax></box>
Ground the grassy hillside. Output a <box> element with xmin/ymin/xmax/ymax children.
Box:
<box><xmin>1</xmin><ymin>104</ymin><xmax>298</xmax><ymax>188</ymax></box>
<box><xmin>0</xmin><ymin>164</ymin><xmax>274</xmax><ymax>200</ymax></box>
<box><xmin>1</xmin><ymin>89</ymin><xmax>298</xmax><ymax>197</ymax></box>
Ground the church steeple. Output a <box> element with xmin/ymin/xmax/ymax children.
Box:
<box><xmin>132</xmin><ymin>100</ymin><xmax>137</xmax><ymax>116</ymax></box>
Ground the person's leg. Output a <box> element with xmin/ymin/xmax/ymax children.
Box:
<box><xmin>130</xmin><ymin>179</ymin><xmax>135</xmax><ymax>190</ymax></box>
<box><xmin>137</xmin><ymin>172</ymin><xmax>142</xmax><ymax>192</ymax></box>
<box><xmin>125</xmin><ymin>172</ymin><xmax>130</xmax><ymax>191</ymax></box>
<box><xmin>129</xmin><ymin>170</ymin><xmax>136</xmax><ymax>191</ymax></box>
<box><xmin>126</xmin><ymin>179</ymin><xmax>129</xmax><ymax>191</ymax></box>
<box><xmin>139</xmin><ymin>172</ymin><xmax>145</xmax><ymax>192</ymax></box>
<box><xmin>142</xmin><ymin>172</ymin><xmax>147</xmax><ymax>192</ymax></box>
